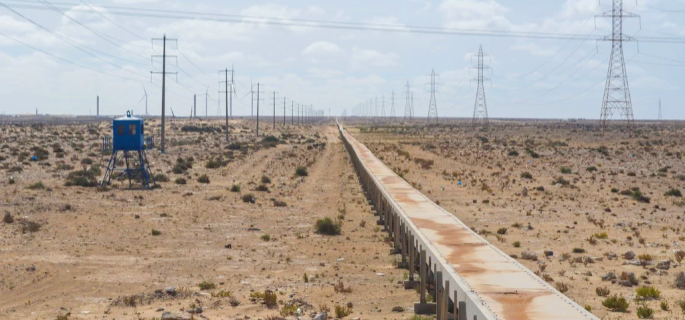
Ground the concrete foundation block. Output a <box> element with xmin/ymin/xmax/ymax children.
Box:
<box><xmin>404</xmin><ymin>280</ymin><xmax>419</xmax><ymax>289</ymax></box>
<box><xmin>389</xmin><ymin>248</ymin><xmax>401</xmax><ymax>255</ymax></box>
<box><xmin>397</xmin><ymin>261</ymin><xmax>409</xmax><ymax>269</ymax></box>
<box><xmin>414</xmin><ymin>303</ymin><xmax>436</xmax><ymax>315</ymax></box>
<box><xmin>376</xmin><ymin>220</ymin><xmax>384</xmax><ymax>225</ymax></box>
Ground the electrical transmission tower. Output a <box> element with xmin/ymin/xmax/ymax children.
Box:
<box><xmin>427</xmin><ymin>69</ymin><xmax>439</xmax><ymax>123</ymax></box>
<box><xmin>404</xmin><ymin>82</ymin><xmax>413</xmax><ymax>122</ymax></box>
<box><xmin>472</xmin><ymin>45</ymin><xmax>490</xmax><ymax>126</ymax></box>
<box><xmin>598</xmin><ymin>0</ymin><xmax>638</xmax><ymax>131</ymax></box>
<box><xmin>151</xmin><ymin>34</ymin><xmax>177</xmax><ymax>154</ymax></box>
<box><xmin>219</xmin><ymin>67</ymin><xmax>235</xmax><ymax>142</ymax></box>
<box><xmin>390</xmin><ymin>91</ymin><xmax>396</xmax><ymax>120</ymax></box>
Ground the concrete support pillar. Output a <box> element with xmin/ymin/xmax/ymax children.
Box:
<box><xmin>394</xmin><ymin>213</ymin><xmax>400</xmax><ymax>249</ymax></box>
<box><xmin>443</xmin><ymin>280</ymin><xmax>449</xmax><ymax>320</ymax></box>
<box><xmin>453</xmin><ymin>290</ymin><xmax>458</xmax><ymax>320</ymax></box>
<box><xmin>436</xmin><ymin>271</ymin><xmax>443</xmax><ymax>320</ymax></box>
<box><xmin>409</xmin><ymin>234</ymin><xmax>415</xmax><ymax>280</ymax></box>
<box><xmin>420</xmin><ymin>250</ymin><xmax>426</xmax><ymax>303</ymax></box>
<box><xmin>401</xmin><ymin>224</ymin><xmax>407</xmax><ymax>262</ymax></box>
<box><xmin>458</xmin><ymin>301</ymin><xmax>467</xmax><ymax>320</ymax></box>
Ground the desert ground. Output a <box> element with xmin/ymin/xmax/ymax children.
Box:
<box><xmin>3</xmin><ymin>117</ymin><xmax>685</xmax><ymax>320</ymax></box>
<box><xmin>352</xmin><ymin>119</ymin><xmax>685</xmax><ymax>320</ymax></box>
<box><xmin>0</xmin><ymin>117</ymin><xmax>416</xmax><ymax>320</ymax></box>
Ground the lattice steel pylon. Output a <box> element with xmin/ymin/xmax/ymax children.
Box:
<box><xmin>427</xmin><ymin>69</ymin><xmax>439</xmax><ymax>123</ymax></box>
<box><xmin>404</xmin><ymin>82</ymin><xmax>413</xmax><ymax>122</ymax></box>
<box><xmin>472</xmin><ymin>45</ymin><xmax>490</xmax><ymax>126</ymax></box>
<box><xmin>598</xmin><ymin>0</ymin><xmax>638</xmax><ymax>132</ymax></box>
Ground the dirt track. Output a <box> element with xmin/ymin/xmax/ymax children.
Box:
<box><xmin>0</xmin><ymin>120</ymin><xmax>415</xmax><ymax>320</ymax></box>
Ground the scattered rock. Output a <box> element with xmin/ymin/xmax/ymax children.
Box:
<box><xmin>601</xmin><ymin>272</ymin><xmax>616</xmax><ymax>281</ymax></box>
<box><xmin>657</xmin><ymin>260</ymin><xmax>671</xmax><ymax>270</ymax></box>
<box><xmin>676</xmin><ymin>272</ymin><xmax>685</xmax><ymax>289</ymax></box>
<box><xmin>521</xmin><ymin>251</ymin><xmax>538</xmax><ymax>261</ymax></box>
<box><xmin>544</xmin><ymin>251</ymin><xmax>553</xmax><ymax>257</ymax></box>
<box><xmin>156</xmin><ymin>308</ymin><xmax>165</xmax><ymax>312</ymax></box>
<box><xmin>607</xmin><ymin>252</ymin><xmax>618</xmax><ymax>260</ymax></box>
<box><xmin>618</xmin><ymin>280</ymin><xmax>633</xmax><ymax>287</ymax></box>
<box><xmin>623</xmin><ymin>251</ymin><xmax>635</xmax><ymax>260</ymax></box>
<box><xmin>391</xmin><ymin>306</ymin><xmax>404</xmax><ymax>312</ymax></box>
<box><xmin>25</xmin><ymin>265</ymin><xmax>35</xmax><ymax>272</ymax></box>
<box><xmin>224</xmin><ymin>244</ymin><xmax>232</xmax><ymax>249</ymax></box>
<box><xmin>165</xmin><ymin>287</ymin><xmax>176</xmax><ymax>295</ymax></box>
<box><xmin>313</xmin><ymin>311</ymin><xmax>327</xmax><ymax>320</ymax></box>
<box><xmin>161</xmin><ymin>311</ymin><xmax>192</xmax><ymax>320</ymax></box>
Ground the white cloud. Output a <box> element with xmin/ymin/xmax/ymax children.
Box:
<box><xmin>438</xmin><ymin>0</ymin><xmax>511</xmax><ymax>29</ymax></box>
<box><xmin>302</xmin><ymin>41</ymin><xmax>340</xmax><ymax>55</ymax></box>
<box><xmin>349</xmin><ymin>48</ymin><xmax>399</xmax><ymax>70</ymax></box>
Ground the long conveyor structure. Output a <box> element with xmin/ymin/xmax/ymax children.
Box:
<box><xmin>338</xmin><ymin>123</ymin><xmax>598</xmax><ymax>320</ymax></box>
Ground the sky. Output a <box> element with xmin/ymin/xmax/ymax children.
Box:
<box><xmin>0</xmin><ymin>0</ymin><xmax>684</xmax><ymax>120</ymax></box>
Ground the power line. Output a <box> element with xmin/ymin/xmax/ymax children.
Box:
<box><xmin>40</xmin><ymin>0</ymin><xmax>149</xmax><ymax>62</ymax></box>
<box><xmin>0</xmin><ymin>3</ymin><xmax>147</xmax><ymax>75</ymax></box>
<box><xmin>6</xmin><ymin>0</ymin><xmax>685</xmax><ymax>43</ymax></box>
<box><xmin>0</xmin><ymin>29</ymin><xmax>145</xmax><ymax>82</ymax></box>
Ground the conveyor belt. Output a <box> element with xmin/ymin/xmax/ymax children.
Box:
<box><xmin>339</xmin><ymin>123</ymin><xmax>598</xmax><ymax>320</ymax></box>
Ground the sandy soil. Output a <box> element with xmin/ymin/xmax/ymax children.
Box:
<box><xmin>352</xmin><ymin>120</ymin><xmax>685</xmax><ymax>320</ymax></box>
<box><xmin>0</xmin><ymin>118</ymin><xmax>416</xmax><ymax>320</ymax></box>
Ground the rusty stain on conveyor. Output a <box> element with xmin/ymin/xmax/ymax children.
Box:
<box><xmin>340</xmin><ymin>126</ymin><xmax>598</xmax><ymax>320</ymax></box>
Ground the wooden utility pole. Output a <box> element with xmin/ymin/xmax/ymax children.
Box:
<box><xmin>151</xmin><ymin>34</ymin><xmax>178</xmax><ymax>153</ymax></box>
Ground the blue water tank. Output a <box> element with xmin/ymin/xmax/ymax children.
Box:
<box><xmin>112</xmin><ymin>111</ymin><xmax>144</xmax><ymax>151</ymax></box>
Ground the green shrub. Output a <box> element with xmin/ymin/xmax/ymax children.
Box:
<box><xmin>230</xmin><ymin>184</ymin><xmax>241</xmax><ymax>192</ymax></box>
<box><xmin>525</xmin><ymin>148</ymin><xmax>539</xmax><ymax>158</ymax></box>
<box><xmin>596</xmin><ymin>286</ymin><xmax>610</xmax><ymax>297</ymax></box>
<box><xmin>513</xmin><ymin>241</ymin><xmax>521</xmax><ymax>248</ymax></box>
<box><xmin>21</xmin><ymin>220</ymin><xmax>41</xmax><ymax>233</ymax></box>
<box><xmin>560</xmin><ymin>167</ymin><xmax>572</xmax><ymax>174</ymax></box>
<box><xmin>315</xmin><ymin>217</ymin><xmax>341</xmax><ymax>235</ymax></box>
<box><xmin>572</xmin><ymin>247</ymin><xmax>585</xmax><ymax>254</ymax></box>
<box><xmin>520</xmin><ymin>172</ymin><xmax>533</xmax><ymax>179</ymax></box>
<box><xmin>241</xmin><ymin>193</ymin><xmax>255</xmax><ymax>203</ymax></box>
<box><xmin>27</xmin><ymin>182</ymin><xmax>45</xmax><ymax>190</ymax></box>
<box><xmin>586</xmin><ymin>166</ymin><xmax>597</xmax><ymax>172</ymax></box>
<box><xmin>65</xmin><ymin>168</ymin><xmax>99</xmax><ymax>187</ymax></box>
<box><xmin>263</xmin><ymin>290</ymin><xmax>277</xmax><ymax>307</ymax></box>
<box><xmin>3</xmin><ymin>212</ymin><xmax>14</xmax><ymax>224</ymax></box>
<box><xmin>81</xmin><ymin>158</ymin><xmax>93</xmax><ymax>165</ymax></box>
<box><xmin>261</xmin><ymin>175</ymin><xmax>271</xmax><ymax>184</ymax></box>
<box><xmin>665</xmin><ymin>189</ymin><xmax>682</xmax><ymax>197</ymax></box>
<box><xmin>295</xmin><ymin>166</ymin><xmax>308</xmax><ymax>177</ymax></box>
<box><xmin>635</xmin><ymin>286</ymin><xmax>661</xmax><ymax>300</ymax></box>
<box><xmin>661</xmin><ymin>300</ymin><xmax>669</xmax><ymax>311</ymax></box>
<box><xmin>508</xmin><ymin>150</ymin><xmax>519</xmax><ymax>157</ymax></box>
<box><xmin>636</xmin><ymin>305</ymin><xmax>654</xmax><ymax>318</ymax></box>
<box><xmin>154</xmin><ymin>173</ymin><xmax>169</xmax><ymax>182</ymax></box>
<box><xmin>256</xmin><ymin>184</ymin><xmax>269</xmax><ymax>192</ymax></box>
<box><xmin>151</xmin><ymin>229</ymin><xmax>161</xmax><ymax>236</ymax></box>
<box><xmin>197</xmin><ymin>174</ymin><xmax>210</xmax><ymax>184</ymax></box>
<box><xmin>261</xmin><ymin>234</ymin><xmax>271</xmax><ymax>241</ymax></box>
<box><xmin>594</xmin><ymin>232</ymin><xmax>608</xmax><ymax>239</ymax></box>
<box><xmin>497</xmin><ymin>227</ymin><xmax>507</xmax><ymax>235</ymax></box>
<box><xmin>334</xmin><ymin>305</ymin><xmax>352</xmax><ymax>318</ymax></box>
<box><xmin>198</xmin><ymin>281</ymin><xmax>216</xmax><ymax>290</ymax></box>
<box><xmin>602</xmin><ymin>295</ymin><xmax>629</xmax><ymax>312</ymax></box>
<box><xmin>175</xmin><ymin>178</ymin><xmax>187</xmax><ymax>185</ymax></box>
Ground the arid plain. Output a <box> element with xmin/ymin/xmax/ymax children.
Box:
<box><xmin>2</xmin><ymin>118</ymin><xmax>685</xmax><ymax>320</ymax></box>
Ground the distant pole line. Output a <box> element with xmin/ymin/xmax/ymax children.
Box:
<box><xmin>151</xmin><ymin>34</ymin><xmax>177</xmax><ymax>153</ymax></box>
